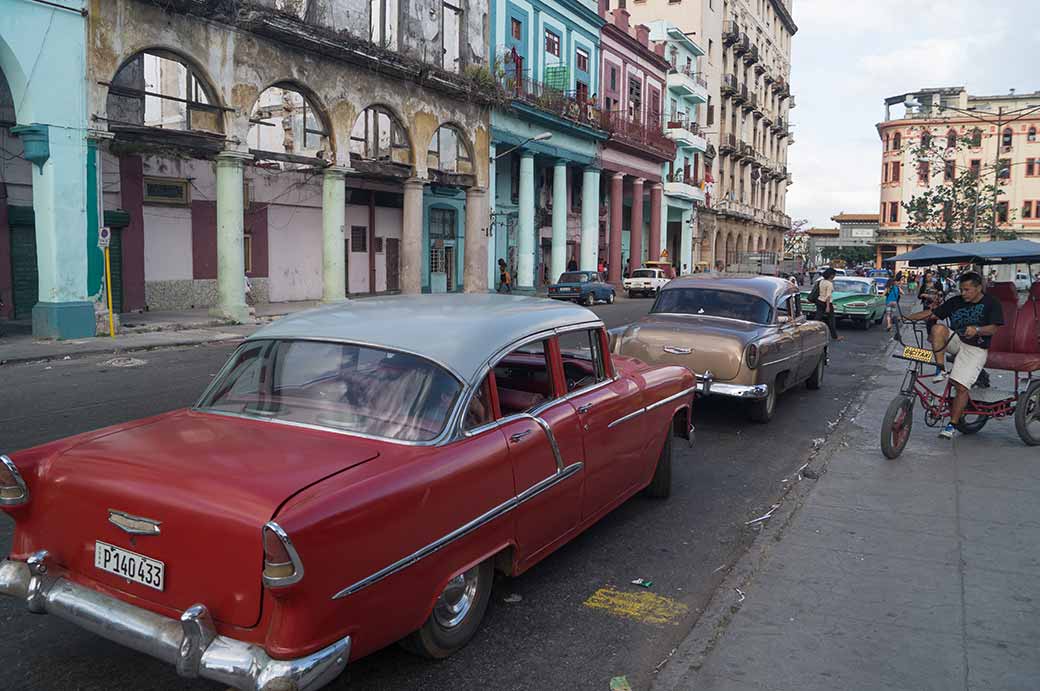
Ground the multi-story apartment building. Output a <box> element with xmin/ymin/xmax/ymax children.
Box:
<box><xmin>2</xmin><ymin>0</ymin><xmax>494</xmax><ymax>337</ymax></box>
<box><xmin>876</xmin><ymin>86</ymin><xmax>1040</xmax><ymax>264</ymax></box>
<box><xmin>624</xmin><ymin>0</ymin><xmax>796</xmax><ymax>271</ymax></box>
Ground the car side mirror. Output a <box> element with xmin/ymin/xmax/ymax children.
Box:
<box><xmin>777</xmin><ymin>315</ymin><xmax>791</xmax><ymax>324</ymax></box>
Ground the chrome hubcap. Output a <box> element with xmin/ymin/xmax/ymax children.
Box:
<box><xmin>433</xmin><ymin>566</ymin><xmax>480</xmax><ymax>629</ymax></box>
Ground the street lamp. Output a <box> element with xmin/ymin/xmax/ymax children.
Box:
<box><xmin>494</xmin><ymin>132</ymin><xmax>552</xmax><ymax>160</ymax></box>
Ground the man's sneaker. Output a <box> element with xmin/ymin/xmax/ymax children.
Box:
<box><xmin>932</xmin><ymin>370</ymin><xmax>947</xmax><ymax>383</ymax></box>
<box><xmin>939</xmin><ymin>424</ymin><xmax>955</xmax><ymax>439</ymax></box>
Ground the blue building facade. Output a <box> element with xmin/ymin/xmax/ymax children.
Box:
<box><xmin>488</xmin><ymin>0</ymin><xmax>608</xmax><ymax>289</ymax></box>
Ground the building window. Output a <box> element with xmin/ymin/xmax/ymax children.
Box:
<box><xmin>944</xmin><ymin>160</ymin><xmax>955</xmax><ymax>182</ymax></box>
<box><xmin>351</xmin><ymin>226</ymin><xmax>368</xmax><ymax>252</ymax></box>
<box><xmin>969</xmin><ymin>128</ymin><xmax>982</xmax><ymax>147</ymax></box>
<box><xmin>888</xmin><ymin>201</ymin><xmax>898</xmax><ymax>224</ymax></box>
<box><xmin>374</xmin><ymin>236</ymin><xmax>385</xmax><ymax>253</ymax></box>
<box><xmin>891</xmin><ymin>161</ymin><xmax>900</xmax><ymax>182</ymax></box>
<box><xmin>920</xmin><ymin>131</ymin><xmax>931</xmax><ymax>148</ymax></box>
<box><xmin>892</xmin><ymin>132</ymin><xmax>901</xmax><ymax>149</ymax></box>
<box><xmin>628</xmin><ymin>77</ymin><xmax>642</xmax><ymax>121</ymax></box>
<box><xmin>545</xmin><ymin>30</ymin><xmax>560</xmax><ymax>57</ymax></box>
<box><xmin>428</xmin><ymin>124</ymin><xmax>472</xmax><ymax>174</ymax></box>
<box><xmin>998</xmin><ymin>158</ymin><xmax>1011</xmax><ymax>180</ymax></box>
<box><xmin>511</xmin><ymin>18</ymin><xmax>522</xmax><ymax>40</ymax></box>
<box><xmin>883</xmin><ymin>133</ymin><xmax>889</xmax><ymax>151</ymax></box>
<box><xmin>946</xmin><ymin>129</ymin><xmax>957</xmax><ymax>150</ymax></box>
<box><xmin>1028</xmin><ymin>158</ymin><xmax>1037</xmax><ymax>177</ymax></box>
<box><xmin>369</xmin><ymin>0</ymin><xmax>399</xmax><ymax>49</ymax></box>
<box><xmin>1002</xmin><ymin>127</ymin><xmax>1013</xmax><ymax>148</ymax></box>
<box><xmin>996</xmin><ymin>201</ymin><xmax>1009</xmax><ymax>224</ymax></box>
<box><xmin>917</xmin><ymin>161</ymin><xmax>929</xmax><ymax>184</ymax></box>
<box><xmin>882</xmin><ymin>162</ymin><xmax>888</xmax><ymax>183</ymax></box>
<box><xmin>350</xmin><ymin>106</ymin><xmax>411</xmax><ymax>163</ymax></box>
<box><xmin>243</xmin><ymin>233</ymin><xmax>253</xmax><ymax>273</ymax></box>
<box><xmin>969</xmin><ymin>159</ymin><xmax>981</xmax><ymax>177</ymax></box>
<box><xmin>1023</xmin><ymin>201</ymin><xmax>1034</xmax><ymax>219</ymax></box>
<box><xmin>1029</xmin><ymin>127</ymin><xmax>1038</xmax><ymax>143</ymax></box>
<box><xmin>576</xmin><ymin>48</ymin><xmax>589</xmax><ymax>73</ymax></box>
<box><xmin>442</xmin><ymin>1</ymin><xmax>463</xmax><ymax>72</ymax></box>
<box><xmin>576</xmin><ymin>80</ymin><xmax>589</xmax><ymax>104</ymax></box>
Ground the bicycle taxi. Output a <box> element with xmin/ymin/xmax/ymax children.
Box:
<box><xmin>880</xmin><ymin>240</ymin><xmax>1040</xmax><ymax>458</ymax></box>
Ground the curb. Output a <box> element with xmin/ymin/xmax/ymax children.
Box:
<box><xmin>0</xmin><ymin>331</ymin><xmax>251</xmax><ymax>368</ymax></box>
<box><xmin>651</xmin><ymin>336</ymin><xmax>897</xmax><ymax>690</ymax></box>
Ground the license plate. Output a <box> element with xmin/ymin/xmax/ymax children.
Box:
<box><xmin>95</xmin><ymin>541</ymin><xmax>165</xmax><ymax>591</ymax></box>
<box><xmin>902</xmin><ymin>346</ymin><xmax>935</xmax><ymax>364</ymax></box>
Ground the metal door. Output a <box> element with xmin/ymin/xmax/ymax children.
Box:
<box><xmin>10</xmin><ymin>224</ymin><xmax>37</xmax><ymax>319</ymax></box>
<box><xmin>385</xmin><ymin>238</ymin><xmax>400</xmax><ymax>292</ymax></box>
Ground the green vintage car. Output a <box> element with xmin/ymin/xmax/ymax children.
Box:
<box><xmin>800</xmin><ymin>276</ymin><xmax>885</xmax><ymax>329</ymax></box>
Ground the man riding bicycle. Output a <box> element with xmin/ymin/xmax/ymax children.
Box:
<box><xmin>905</xmin><ymin>272</ymin><xmax>1004</xmax><ymax>439</ymax></box>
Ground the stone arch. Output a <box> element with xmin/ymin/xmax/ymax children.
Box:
<box><xmin>246</xmin><ymin>81</ymin><xmax>333</xmax><ymax>167</ymax></box>
<box><xmin>425</xmin><ymin>122</ymin><xmax>475</xmax><ymax>176</ymax></box>
<box><xmin>349</xmin><ymin>103</ymin><xmax>414</xmax><ymax>168</ymax></box>
<box><xmin>0</xmin><ymin>35</ymin><xmax>27</xmax><ymax>122</ymax></box>
<box><xmin>106</xmin><ymin>48</ymin><xmax>225</xmax><ymax>134</ymax></box>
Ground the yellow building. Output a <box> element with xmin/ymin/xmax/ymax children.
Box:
<box><xmin>876</xmin><ymin>86</ymin><xmax>1040</xmax><ymax>264</ymax></box>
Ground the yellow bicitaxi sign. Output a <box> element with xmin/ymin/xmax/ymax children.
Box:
<box><xmin>583</xmin><ymin>587</ymin><xmax>689</xmax><ymax>625</ymax></box>
<box><xmin>902</xmin><ymin>346</ymin><xmax>935</xmax><ymax>363</ymax></box>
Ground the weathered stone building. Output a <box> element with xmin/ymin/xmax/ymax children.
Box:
<box><xmin>86</xmin><ymin>0</ymin><xmax>494</xmax><ymax>320</ymax></box>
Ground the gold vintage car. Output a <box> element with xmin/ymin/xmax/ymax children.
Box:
<box><xmin>612</xmin><ymin>275</ymin><xmax>829</xmax><ymax>422</ymax></box>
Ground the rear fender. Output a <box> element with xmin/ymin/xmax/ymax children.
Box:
<box><xmin>419</xmin><ymin>541</ymin><xmax>517</xmax><ymax>624</ymax></box>
<box><xmin>672</xmin><ymin>406</ymin><xmax>694</xmax><ymax>447</ymax></box>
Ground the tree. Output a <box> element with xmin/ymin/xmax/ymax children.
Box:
<box><xmin>783</xmin><ymin>218</ymin><xmax>809</xmax><ymax>260</ymax></box>
<box><xmin>899</xmin><ymin>132</ymin><xmax>1016</xmax><ymax>244</ymax></box>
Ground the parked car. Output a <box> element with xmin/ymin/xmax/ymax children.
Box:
<box><xmin>612</xmin><ymin>275</ymin><xmax>828</xmax><ymax>423</ymax></box>
<box><xmin>0</xmin><ymin>294</ymin><xmax>701</xmax><ymax>691</ymax></box>
<box><xmin>548</xmin><ymin>271</ymin><xmax>615</xmax><ymax>305</ymax></box>
<box><xmin>641</xmin><ymin>260</ymin><xmax>678</xmax><ymax>279</ymax></box>
<box><xmin>800</xmin><ymin>276</ymin><xmax>886</xmax><ymax>329</ymax></box>
<box><xmin>623</xmin><ymin>267</ymin><xmax>671</xmax><ymax>297</ymax></box>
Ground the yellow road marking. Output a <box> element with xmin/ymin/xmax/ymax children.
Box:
<box><xmin>583</xmin><ymin>586</ymin><xmax>689</xmax><ymax>625</ymax></box>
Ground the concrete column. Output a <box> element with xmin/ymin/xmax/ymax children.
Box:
<box><xmin>649</xmin><ymin>183</ymin><xmax>663</xmax><ymax>262</ymax></box>
<box><xmin>211</xmin><ymin>151</ymin><xmax>252</xmax><ymax>323</ymax></box>
<box><xmin>580</xmin><ymin>167</ymin><xmax>600</xmax><ymax>271</ymax></box>
<box><xmin>551</xmin><ymin>160</ymin><xmax>568</xmax><ymax>284</ymax></box>
<box><xmin>487</xmin><ymin>144</ymin><xmax>497</xmax><ymax>290</ymax></box>
<box><xmin>400</xmin><ymin>177</ymin><xmax>425</xmax><ymax>294</ymax></box>
<box><xmin>321</xmin><ymin>167</ymin><xmax>348</xmax><ymax>302</ymax></box>
<box><xmin>680</xmin><ymin>208</ymin><xmax>694</xmax><ymax>274</ymax></box>
<box><xmin>464</xmin><ymin>186</ymin><xmax>488</xmax><ymax>292</ymax></box>
<box><xmin>517</xmin><ymin>151</ymin><xmax>536</xmax><ymax>289</ymax></box>
<box><xmin>608</xmin><ymin>173</ymin><xmax>624</xmax><ymax>285</ymax></box>
<box><xmin>628</xmin><ymin>178</ymin><xmax>644</xmax><ymax>274</ymax></box>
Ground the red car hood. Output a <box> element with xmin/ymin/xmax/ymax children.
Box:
<box><xmin>13</xmin><ymin>409</ymin><xmax>380</xmax><ymax>627</ymax></box>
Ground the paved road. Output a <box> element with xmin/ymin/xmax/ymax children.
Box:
<box><xmin>0</xmin><ymin>296</ymin><xmax>890</xmax><ymax>690</ymax></box>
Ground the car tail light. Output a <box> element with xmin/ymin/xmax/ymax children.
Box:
<box><xmin>745</xmin><ymin>344</ymin><xmax>759</xmax><ymax>370</ymax></box>
<box><xmin>0</xmin><ymin>455</ymin><xmax>28</xmax><ymax>507</ymax></box>
<box><xmin>262</xmin><ymin>522</ymin><xmax>304</xmax><ymax>587</ymax></box>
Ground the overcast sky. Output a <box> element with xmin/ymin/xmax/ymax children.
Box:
<box><xmin>787</xmin><ymin>0</ymin><xmax>1038</xmax><ymax>229</ymax></box>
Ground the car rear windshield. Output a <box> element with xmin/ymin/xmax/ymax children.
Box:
<box><xmin>652</xmin><ymin>288</ymin><xmax>773</xmax><ymax>324</ymax></box>
<box><xmin>559</xmin><ymin>272</ymin><xmax>590</xmax><ymax>283</ymax></box>
<box><xmin>631</xmin><ymin>269</ymin><xmax>656</xmax><ymax>278</ymax></box>
<box><xmin>198</xmin><ymin>339</ymin><xmax>462</xmax><ymax>442</ymax></box>
<box><xmin>833</xmin><ymin>280</ymin><xmax>872</xmax><ymax>295</ymax></box>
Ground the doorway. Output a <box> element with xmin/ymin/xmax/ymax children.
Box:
<box><xmin>386</xmin><ymin>238</ymin><xmax>400</xmax><ymax>292</ymax></box>
<box><xmin>429</xmin><ymin>207</ymin><xmax>457</xmax><ymax>292</ymax></box>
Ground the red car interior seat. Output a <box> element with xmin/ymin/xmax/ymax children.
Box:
<box><xmin>987</xmin><ymin>283</ymin><xmax>1040</xmax><ymax>372</ymax></box>
<box><xmin>986</xmin><ymin>282</ymin><xmax>1019</xmax><ymax>354</ymax></box>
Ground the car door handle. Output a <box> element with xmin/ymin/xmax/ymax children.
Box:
<box><xmin>509</xmin><ymin>430</ymin><xmax>532</xmax><ymax>443</ymax></box>
<box><xmin>577</xmin><ymin>404</ymin><xmax>593</xmax><ymax>414</ymax></box>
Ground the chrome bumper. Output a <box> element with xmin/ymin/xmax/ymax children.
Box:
<box><xmin>703</xmin><ymin>382</ymin><xmax>770</xmax><ymax>399</ymax></box>
<box><xmin>0</xmin><ymin>553</ymin><xmax>350</xmax><ymax>691</ymax></box>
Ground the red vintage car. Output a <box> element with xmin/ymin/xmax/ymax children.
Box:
<box><xmin>0</xmin><ymin>294</ymin><xmax>705</xmax><ymax>690</ymax></box>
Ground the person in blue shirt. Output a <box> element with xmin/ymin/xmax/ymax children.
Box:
<box><xmin>883</xmin><ymin>280</ymin><xmax>902</xmax><ymax>331</ymax></box>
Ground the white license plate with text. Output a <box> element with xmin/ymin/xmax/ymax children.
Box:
<box><xmin>95</xmin><ymin>541</ymin><xmax>165</xmax><ymax>591</ymax></box>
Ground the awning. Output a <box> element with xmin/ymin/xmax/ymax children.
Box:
<box><xmin>885</xmin><ymin>240</ymin><xmax>1040</xmax><ymax>267</ymax></box>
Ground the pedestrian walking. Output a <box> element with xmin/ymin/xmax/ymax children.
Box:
<box><xmin>812</xmin><ymin>268</ymin><xmax>842</xmax><ymax>341</ymax></box>
<box><xmin>497</xmin><ymin>258</ymin><xmax>512</xmax><ymax>293</ymax></box>
<box><xmin>883</xmin><ymin>279</ymin><xmax>901</xmax><ymax>331</ymax></box>
<box><xmin>567</xmin><ymin>258</ymin><xmax>578</xmax><ymax>272</ymax></box>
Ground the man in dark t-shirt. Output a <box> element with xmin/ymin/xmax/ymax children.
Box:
<box><xmin>906</xmin><ymin>272</ymin><xmax>1004</xmax><ymax>439</ymax></box>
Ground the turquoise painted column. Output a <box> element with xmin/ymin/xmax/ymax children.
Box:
<box><xmin>517</xmin><ymin>151</ymin><xmax>535</xmax><ymax>289</ymax></box>
<box><xmin>551</xmin><ymin>160</ymin><xmax>567</xmax><ymax>284</ymax></box>
<box><xmin>16</xmin><ymin>124</ymin><xmax>94</xmax><ymax>338</ymax></box>
<box><xmin>580</xmin><ymin>167</ymin><xmax>600</xmax><ymax>271</ymax></box>
<box><xmin>487</xmin><ymin>144</ymin><xmax>497</xmax><ymax>290</ymax></box>
<box><xmin>680</xmin><ymin>208</ymin><xmax>694</xmax><ymax>274</ymax></box>
<box><xmin>321</xmin><ymin>167</ymin><xmax>348</xmax><ymax>302</ymax></box>
<box><xmin>211</xmin><ymin>151</ymin><xmax>251</xmax><ymax>323</ymax></box>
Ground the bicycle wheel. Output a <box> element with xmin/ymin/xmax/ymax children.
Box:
<box><xmin>881</xmin><ymin>395</ymin><xmax>914</xmax><ymax>459</ymax></box>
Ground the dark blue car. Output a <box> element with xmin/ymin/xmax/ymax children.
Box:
<box><xmin>547</xmin><ymin>271</ymin><xmax>616</xmax><ymax>306</ymax></box>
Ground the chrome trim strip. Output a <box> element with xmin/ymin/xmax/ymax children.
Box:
<box><xmin>608</xmin><ymin>407</ymin><xmax>646</xmax><ymax>429</ymax></box>
<box><xmin>663</xmin><ymin>345</ymin><xmax>692</xmax><ymax>355</ymax></box>
<box><xmin>331</xmin><ymin>462</ymin><xmax>585</xmax><ymax>600</ymax></box>
<box><xmin>645</xmin><ymin>386</ymin><xmax>698</xmax><ymax>412</ymax></box>
<box><xmin>197</xmin><ymin>408</ymin><xmax>442</xmax><ymax>447</ymax></box>
<box><xmin>107</xmin><ymin>509</ymin><xmax>161</xmax><ymax>536</ymax></box>
<box><xmin>0</xmin><ymin>455</ymin><xmax>29</xmax><ymax>507</ymax></box>
<box><xmin>262</xmin><ymin>521</ymin><xmax>305</xmax><ymax>588</ymax></box>
<box><xmin>708</xmin><ymin>382</ymin><xmax>770</xmax><ymax>399</ymax></box>
<box><xmin>529</xmin><ymin>415</ymin><xmax>565</xmax><ymax>472</ymax></box>
<box><xmin>759</xmin><ymin>352</ymin><xmax>801</xmax><ymax>368</ymax></box>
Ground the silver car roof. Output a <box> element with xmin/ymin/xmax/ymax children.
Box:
<box><xmin>248</xmin><ymin>294</ymin><xmax>603</xmax><ymax>384</ymax></box>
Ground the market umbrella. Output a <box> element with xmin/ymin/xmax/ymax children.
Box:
<box><xmin>886</xmin><ymin>240</ymin><xmax>1040</xmax><ymax>267</ymax></box>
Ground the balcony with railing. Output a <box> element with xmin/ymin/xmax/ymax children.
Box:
<box><xmin>743</xmin><ymin>44</ymin><xmax>760</xmax><ymax>65</ymax></box>
<box><xmin>738</xmin><ymin>141</ymin><xmax>755</xmax><ymax>162</ymax></box>
<box><xmin>498</xmin><ymin>69</ymin><xmax>603</xmax><ymax>131</ymax></box>
<box><xmin>734</xmin><ymin>33</ymin><xmax>750</xmax><ymax>56</ymax></box>
<box><xmin>666</xmin><ymin>64</ymin><xmax>709</xmax><ymax>103</ymax></box>
<box><xmin>788</xmin><ymin>94</ymin><xmax>796</xmax><ymax>109</ymax></box>
<box><xmin>719</xmin><ymin>132</ymin><xmax>738</xmax><ymax>155</ymax></box>
<box><xmin>721</xmin><ymin>73</ymin><xmax>738</xmax><ymax>96</ymax></box>
<box><xmin>722</xmin><ymin>20</ymin><xmax>741</xmax><ymax>45</ymax></box>
<box><xmin>733</xmin><ymin>83</ymin><xmax>747</xmax><ymax>105</ymax></box>
<box><xmin>742</xmin><ymin>91</ymin><xmax>756</xmax><ymax>113</ymax></box>
<box><xmin>663</xmin><ymin>167</ymin><xmax>705</xmax><ymax>203</ymax></box>
<box><xmin>664</xmin><ymin>113</ymin><xmax>707</xmax><ymax>151</ymax></box>
<box><xmin>600</xmin><ymin>110</ymin><xmax>675</xmax><ymax>160</ymax></box>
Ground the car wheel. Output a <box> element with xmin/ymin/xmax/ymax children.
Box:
<box><xmin>806</xmin><ymin>352</ymin><xmax>825</xmax><ymax>390</ymax></box>
<box><xmin>583</xmin><ymin>292</ymin><xmax>595</xmax><ymax>307</ymax></box>
<box><xmin>643</xmin><ymin>426</ymin><xmax>672</xmax><ymax>498</ymax></box>
<box><xmin>1015</xmin><ymin>381</ymin><xmax>1040</xmax><ymax>446</ymax></box>
<box><xmin>401</xmin><ymin>560</ymin><xmax>494</xmax><ymax>659</ymax></box>
<box><xmin>607</xmin><ymin>291</ymin><xmax>615</xmax><ymax>304</ymax></box>
<box><xmin>748</xmin><ymin>382</ymin><xmax>777</xmax><ymax>423</ymax></box>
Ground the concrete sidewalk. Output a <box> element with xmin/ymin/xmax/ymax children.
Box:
<box><xmin>655</xmin><ymin>346</ymin><xmax>1040</xmax><ymax>691</ymax></box>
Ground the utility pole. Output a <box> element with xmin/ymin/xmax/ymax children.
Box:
<box><xmin>991</xmin><ymin>106</ymin><xmax>1004</xmax><ymax>242</ymax></box>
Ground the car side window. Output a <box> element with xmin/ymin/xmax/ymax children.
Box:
<box><xmin>463</xmin><ymin>375</ymin><xmax>495</xmax><ymax>430</ymax></box>
<box><xmin>493</xmin><ymin>339</ymin><xmax>555</xmax><ymax>417</ymax></box>
<box><xmin>557</xmin><ymin>329</ymin><xmax>608</xmax><ymax>392</ymax></box>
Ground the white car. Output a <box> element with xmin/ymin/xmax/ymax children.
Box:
<box><xmin>623</xmin><ymin>268</ymin><xmax>670</xmax><ymax>297</ymax></box>
<box><xmin>1014</xmin><ymin>272</ymin><xmax>1032</xmax><ymax>291</ymax></box>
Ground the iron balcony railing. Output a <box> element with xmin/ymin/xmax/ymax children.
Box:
<box><xmin>600</xmin><ymin>109</ymin><xmax>675</xmax><ymax>157</ymax></box>
<box><xmin>722</xmin><ymin>20</ymin><xmax>741</xmax><ymax>45</ymax></box>
<box><xmin>498</xmin><ymin>69</ymin><xmax>603</xmax><ymax>129</ymax></box>
<box><xmin>666</xmin><ymin>113</ymin><xmax>702</xmax><ymax>135</ymax></box>
<box><xmin>721</xmin><ymin>74</ymin><xmax>738</xmax><ymax>95</ymax></box>
<box><xmin>744</xmin><ymin>44</ymin><xmax>760</xmax><ymax>65</ymax></box>
<box><xmin>719</xmin><ymin>132</ymin><xmax>738</xmax><ymax>154</ymax></box>
<box><xmin>667</xmin><ymin>167</ymin><xmax>701</xmax><ymax>188</ymax></box>
<box><xmin>670</xmin><ymin>64</ymin><xmax>710</xmax><ymax>90</ymax></box>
